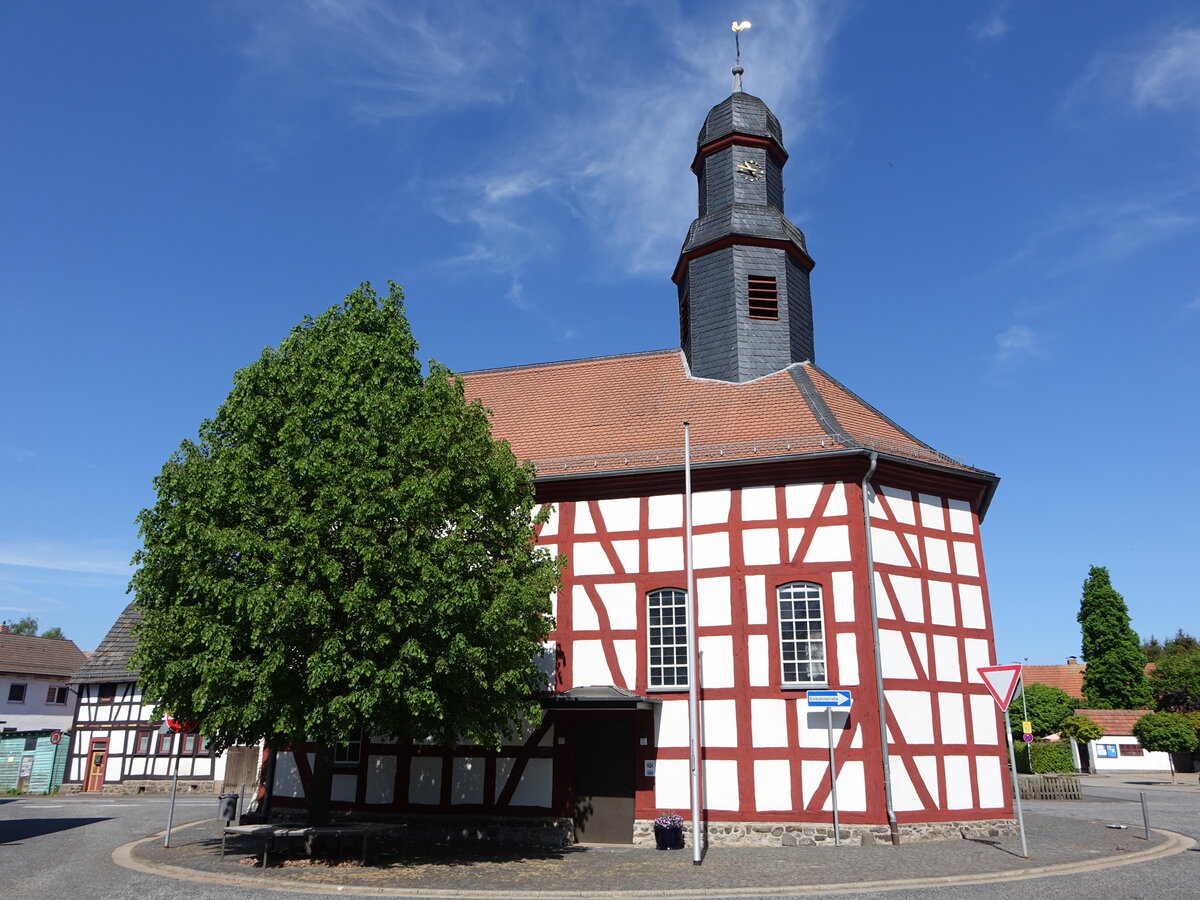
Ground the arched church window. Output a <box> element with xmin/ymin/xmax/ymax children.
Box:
<box><xmin>777</xmin><ymin>581</ymin><xmax>825</xmax><ymax>685</ymax></box>
<box><xmin>648</xmin><ymin>588</ymin><xmax>689</xmax><ymax>689</ymax></box>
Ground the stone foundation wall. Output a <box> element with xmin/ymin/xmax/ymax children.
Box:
<box><xmin>632</xmin><ymin>818</ymin><xmax>1017</xmax><ymax>848</ymax></box>
<box><xmin>58</xmin><ymin>779</ymin><xmax>219</xmax><ymax>796</ymax></box>
<box><xmin>266</xmin><ymin>810</ymin><xmax>575</xmax><ymax>849</ymax></box>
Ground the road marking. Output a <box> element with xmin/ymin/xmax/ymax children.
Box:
<box><xmin>23</xmin><ymin>804</ymin><xmax>65</xmax><ymax>809</ymax></box>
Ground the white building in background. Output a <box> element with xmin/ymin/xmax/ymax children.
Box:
<box><xmin>0</xmin><ymin>628</ymin><xmax>87</xmax><ymax>733</ymax></box>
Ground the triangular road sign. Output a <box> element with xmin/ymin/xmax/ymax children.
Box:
<box><xmin>977</xmin><ymin>664</ymin><xmax>1023</xmax><ymax>711</ymax></box>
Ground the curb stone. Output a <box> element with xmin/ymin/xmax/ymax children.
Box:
<box><xmin>113</xmin><ymin>818</ymin><xmax>1196</xmax><ymax>898</ymax></box>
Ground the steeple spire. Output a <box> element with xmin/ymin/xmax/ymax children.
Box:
<box><xmin>731</xmin><ymin>20</ymin><xmax>751</xmax><ymax>92</ymax></box>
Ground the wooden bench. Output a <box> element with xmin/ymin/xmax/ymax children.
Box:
<box><xmin>221</xmin><ymin>823</ymin><xmax>383</xmax><ymax>867</ymax></box>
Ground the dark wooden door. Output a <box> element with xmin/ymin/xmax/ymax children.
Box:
<box><xmin>573</xmin><ymin>720</ymin><xmax>635</xmax><ymax>844</ymax></box>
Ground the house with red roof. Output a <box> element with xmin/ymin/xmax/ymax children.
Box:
<box><xmin>265</xmin><ymin>69</ymin><xmax>1011</xmax><ymax>845</ymax></box>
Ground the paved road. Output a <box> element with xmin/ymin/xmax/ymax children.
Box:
<box><xmin>2</xmin><ymin>776</ymin><xmax>1196</xmax><ymax>899</ymax></box>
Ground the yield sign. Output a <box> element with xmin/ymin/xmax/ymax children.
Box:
<box><xmin>977</xmin><ymin>664</ymin><xmax>1023</xmax><ymax>712</ymax></box>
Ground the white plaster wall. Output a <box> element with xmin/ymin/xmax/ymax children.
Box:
<box><xmin>614</xmin><ymin>640</ymin><xmax>636</xmax><ymax>688</ymax></box>
<box><xmin>1089</xmin><ymin>739</ymin><xmax>1175</xmax><ymax>773</ymax></box>
<box><xmin>944</xmin><ymin>756</ymin><xmax>973</xmax><ymax>809</ymax></box>
<box><xmin>273</xmin><ymin>753</ymin><xmax>305</xmax><ymax>799</ymax></box>
<box><xmin>510</xmin><ymin>757</ymin><xmax>552</xmax><ymax>807</ymax></box>
<box><xmin>915</xmin><ymin>755</ymin><xmax>940</xmax><ymax>808</ymax></box>
<box><xmin>879</xmin><ymin>487</ymin><xmax>915</xmax><ymax>523</ymax></box>
<box><xmin>800</xmin><ymin>758</ymin><xmax>828</xmax><ymax>807</ymax></box>
<box><xmin>597</xmin><ymin>583</ymin><xmax>636</xmax><ymax>628</ymax></box>
<box><xmin>754</xmin><ymin>759</ymin><xmax>792</xmax><ymax>811</ymax></box>
<box><xmin>929</xmin><ymin>580</ymin><xmax>956</xmax><ymax>626</ymax></box>
<box><xmin>654</xmin><ymin>758</ymin><xmax>690</xmax><ymax>809</ymax></box>
<box><xmin>750</xmin><ymin>698</ymin><xmax>789</xmax><ymax>747</ymax></box>
<box><xmin>969</xmin><ymin>694</ymin><xmax>999</xmax><ymax>745</ymax></box>
<box><xmin>692</xmin><ymin>490</ymin><xmax>731</xmax><ymax>525</ymax></box>
<box><xmin>700</xmin><ymin>699</ymin><xmax>738</xmax><ymax>747</ymax></box>
<box><xmin>959</xmin><ymin>584</ymin><xmax>986</xmax><ymax>629</ymax></box>
<box><xmin>697</xmin><ymin>576</ymin><xmax>731</xmax><ymax>626</ymax></box>
<box><xmin>365</xmin><ymin>755</ymin><xmax>396</xmax><ymax>804</ymax></box>
<box><xmin>571</xmin><ymin>542</ymin><xmax>612</xmax><ymax>576</ymax></box>
<box><xmin>933</xmin><ymin>635</ymin><xmax>961</xmax><ymax>682</ymax></box>
<box><xmin>598</xmin><ymin>497</ymin><xmax>639</xmax><ymax>532</ymax></box>
<box><xmin>825</xmin><ymin>483</ymin><xmax>848</xmax><ymax>516</ymax></box>
<box><xmin>612</xmin><ymin>540</ymin><xmax>639</xmax><ymax>573</ymax></box>
<box><xmin>699</xmin><ymin>635</ymin><xmax>735</xmax><ymax>688</ymax></box>
<box><xmin>887</xmin><ymin>690</ymin><xmax>934</xmax><ymax>744</ymax></box>
<box><xmin>747</xmin><ymin>635</ymin><xmax>770</xmax><ymax>686</ymax></box>
<box><xmin>572</xmin><ymin>585</ymin><xmax>599</xmax><ymax>630</ymax></box>
<box><xmin>570</xmin><ymin>640</ymin><xmax>612</xmax><ymax>687</ymax></box>
<box><xmin>574</xmin><ymin>503</ymin><xmax>595</xmax><ymax>533</ymax></box>
<box><xmin>331</xmin><ymin>774</ymin><xmax>356</xmax><ymax>803</ymax></box>
<box><xmin>871</xmin><ymin>528</ymin><xmax>909</xmax><ymax>567</ymax></box>
<box><xmin>786</xmin><ymin>483</ymin><xmax>822</xmax><ymax>518</ymax></box>
<box><xmin>953</xmin><ymin>541</ymin><xmax>979</xmax><ymax>577</ymax></box>
<box><xmin>692</xmin><ymin>532</ymin><xmax>729</xmax><ymax>568</ymax></box>
<box><xmin>924</xmin><ymin>537</ymin><xmax>950</xmax><ymax>573</ymax></box>
<box><xmin>647</xmin><ymin>537</ymin><xmax>683</xmax><ymax>572</ymax></box>
<box><xmin>540</xmin><ymin>503</ymin><xmax>558</xmax><ymax>535</ymax></box>
<box><xmin>648</xmin><ymin>494</ymin><xmax>682</xmax><ymax>529</ymax></box>
<box><xmin>947</xmin><ymin>499</ymin><xmax>973</xmax><ymax>533</ymax></box>
<box><xmin>835</xmin><ymin>633</ymin><xmax>859</xmax><ymax>685</ymax></box>
<box><xmin>745</xmin><ymin>575</ymin><xmax>767</xmax><ymax>624</ymax></box>
<box><xmin>879</xmin><ymin>630</ymin><xmax>917</xmax><ymax>679</ymax></box>
<box><xmin>452</xmin><ymin>757</ymin><xmax>485</xmax><ymax>804</ymax></box>
<box><xmin>889</xmin><ymin>574</ymin><xmax>924</xmax><ymax>622</ymax></box>
<box><xmin>741</xmin><ymin>486</ymin><xmax>776</xmax><ymax>520</ymax></box>
<box><xmin>891</xmin><ymin>758</ymin><xmax>923</xmax><ymax>811</ymax></box>
<box><xmin>832</xmin><ymin>571</ymin><xmax>855</xmax><ymax>621</ymax></box>
<box><xmin>703</xmin><ymin>758</ymin><xmax>739</xmax><ymax>810</ymax></box>
<box><xmin>655</xmin><ymin>700</ymin><xmax>690</xmax><ymax>748</ymax></box>
<box><xmin>786</xmin><ymin>527</ymin><xmax>805</xmax><ymax>562</ymax></box>
<box><xmin>805</xmin><ymin>526</ymin><xmax>850</xmax><ymax>563</ymax></box>
<box><xmin>976</xmin><ymin>756</ymin><xmax>1004</xmax><ymax>807</ymax></box>
<box><xmin>964</xmin><ymin>639</ymin><xmax>992</xmax><ymax>677</ymax></box>
<box><xmin>408</xmin><ymin>757</ymin><xmax>441</xmax><ymax>804</ymax></box>
<box><xmin>742</xmin><ymin>528</ymin><xmax>780</xmax><ymax>565</ymax></box>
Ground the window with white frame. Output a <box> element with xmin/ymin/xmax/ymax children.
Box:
<box><xmin>777</xmin><ymin>582</ymin><xmax>826</xmax><ymax>685</ymax></box>
<box><xmin>648</xmin><ymin>588</ymin><xmax>689</xmax><ymax>688</ymax></box>
<box><xmin>7</xmin><ymin>683</ymin><xmax>27</xmax><ymax>703</ymax></box>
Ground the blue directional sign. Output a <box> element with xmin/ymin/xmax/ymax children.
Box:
<box><xmin>806</xmin><ymin>689</ymin><xmax>853</xmax><ymax>708</ymax></box>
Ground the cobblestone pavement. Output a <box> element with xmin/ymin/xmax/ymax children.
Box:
<box><xmin>125</xmin><ymin>803</ymin><xmax>1189</xmax><ymax>897</ymax></box>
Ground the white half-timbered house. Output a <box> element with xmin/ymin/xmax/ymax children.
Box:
<box><xmin>264</xmin><ymin>78</ymin><xmax>1012</xmax><ymax>845</ymax></box>
<box><xmin>63</xmin><ymin>603</ymin><xmax>227</xmax><ymax>793</ymax></box>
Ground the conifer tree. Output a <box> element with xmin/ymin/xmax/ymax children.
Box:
<box><xmin>1077</xmin><ymin>566</ymin><xmax>1151</xmax><ymax>709</ymax></box>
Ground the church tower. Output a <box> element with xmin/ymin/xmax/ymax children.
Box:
<box><xmin>673</xmin><ymin>71</ymin><xmax>815</xmax><ymax>382</ymax></box>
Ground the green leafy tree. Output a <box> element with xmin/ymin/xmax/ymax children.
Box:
<box><xmin>1143</xmin><ymin>630</ymin><xmax>1200</xmax><ymax>662</ymax></box>
<box><xmin>40</xmin><ymin>626</ymin><xmax>66</xmax><ymax>640</ymax></box>
<box><xmin>130</xmin><ymin>283</ymin><xmax>561</xmax><ymax>826</ymax></box>
<box><xmin>1132</xmin><ymin>712</ymin><xmax>1198</xmax><ymax>781</ymax></box>
<box><xmin>1147</xmin><ymin>649</ymin><xmax>1200</xmax><ymax>713</ymax></box>
<box><xmin>1077</xmin><ymin>566</ymin><xmax>1151</xmax><ymax>709</ymax></box>
<box><xmin>1013</xmin><ymin>682</ymin><xmax>1076</xmax><ymax>738</ymax></box>
<box><xmin>8</xmin><ymin>616</ymin><xmax>38</xmax><ymax>635</ymax></box>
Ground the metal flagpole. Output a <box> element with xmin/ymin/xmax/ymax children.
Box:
<box><xmin>684</xmin><ymin>422</ymin><xmax>702</xmax><ymax>866</ymax></box>
<box><xmin>827</xmin><ymin>707</ymin><xmax>841</xmax><ymax>845</ymax></box>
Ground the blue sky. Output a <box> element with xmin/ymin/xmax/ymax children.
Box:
<box><xmin>2</xmin><ymin>1</ymin><xmax>1197</xmax><ymax>665</ymax></box>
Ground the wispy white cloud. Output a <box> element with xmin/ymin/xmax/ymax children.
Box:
<box><xmin>1186</xmin><ymin>296</ymin><xmax>1200</xmax><ymax>311</ymax></box>
<box><xmin>995</xmin><ymin>324</ymin><xmax>1038</xmax><ymax>363</ymax></box>
<box><xmin>0</xmin><ymin>541</ymin><xmax>133</xmax><ymax>577</ymax></box>
<box><xmin>1008</xmin><ymin>185</ymin><xmax>1199</xmax><ymax>275</ymax></box>
<box><xmin>1065</xmin><ymin>25</ymin><xmax>1200</xmax><ymax>116</ymax></box>
<box><xmin>1</xmin><ymin>445</ymin><xmax>34</xmax><ymax>462</ymax></box>
<box><xmin>970</xmin><ymin>2</ymin><xmax>1011</xmax><ymax>41</ymax></box>
<box><xmin>240</xmin><ymin>0</ymin><xmax>529</xmax><ymax>120</ymax></box>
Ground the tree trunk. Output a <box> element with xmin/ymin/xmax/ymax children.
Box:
<box><xmin>306</xmin><ymin>742</ymin><xmax>335</xmax><ymax>827</ymax></box>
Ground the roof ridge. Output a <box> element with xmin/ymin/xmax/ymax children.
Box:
<box><xmin>461</xmin><ymin>347</ymin><xmax>679</xmax><ymax>377</ymax></box>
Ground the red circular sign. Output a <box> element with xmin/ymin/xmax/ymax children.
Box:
<box><xmin>1022</xmin><ymin>733</ymin><xmax>1034</xmax><ymax>743</ymax></box>
<box><xmin>167</xmin><ymin>717</ymin><xmax>197</xmax><ymax>734</ymax></box>
<box><xmin>49</xmin><ymin>730</ymin><xmax>63</xmax><ymax>745</ymax></box>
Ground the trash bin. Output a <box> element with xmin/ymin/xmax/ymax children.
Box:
<box><xmin>218</xmin><ymin>792</ymin><xmax>239</xmax><ymax>823</ymax></box>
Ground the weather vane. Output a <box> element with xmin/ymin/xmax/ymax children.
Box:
<box><xmin>731</xmin><ymin>20</ymin><xmax>751</xmax><ymax>92</ymax></box>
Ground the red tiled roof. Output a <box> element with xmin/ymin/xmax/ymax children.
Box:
<box><xmin>1075</xmin><ymin>709</ymin><xmax>1149</xmax><ymax>736</ymax></box>
<box><xmin>1023</xmin><ymin>663</ymin><xmax>1086</xmax><ymax>698</ymax></box>
<box><xmin>0</xmin><ymin>632</ymin><xmax>88</xmax><ymax>678</ymax></box>
<box><xmin>463</xmin><ymin>351</ymin><xmax>980</xmax><ymax>478</ymax></box>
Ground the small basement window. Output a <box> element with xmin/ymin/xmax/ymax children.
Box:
<box><xmin>747</xmin><ymin>275</ymin><xmax>778</xmax><ymax>319</ymax></box>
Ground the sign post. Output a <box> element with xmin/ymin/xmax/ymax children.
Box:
<box><xmin>977</xmin><ymin>665</ymin><xmax>1028</xmax><ymax>859</ymax></box>
<box><xmin>162</xmin><ymin>717</ymin><xmax>196</xmax><ymax>849</ymax></box>
<box><xmin>807</xmin><ymin>690</ymin><xmax>852</xmax><ymax>846</ymax></box>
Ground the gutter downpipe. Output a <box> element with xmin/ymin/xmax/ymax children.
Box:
<box><xmin>684</xmin><ymin>422</ymin><xmax>703</xmax><ymax>865</ymax></box>
<box><xmin>861</xmin><ymin>451</ymin><xmax>900</xmax><ymax>845</ymax></box>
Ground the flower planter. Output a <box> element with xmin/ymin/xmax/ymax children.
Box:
<box><xmin>653</xmin><ymin>823</ymin><xmax>685</xmax><ymax>850</ymax></box>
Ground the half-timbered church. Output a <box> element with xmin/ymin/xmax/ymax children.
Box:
<box><xmin>267</xmin><ymin>71</ymin><xmax>1011</xmax><ymax>845</ymax></box>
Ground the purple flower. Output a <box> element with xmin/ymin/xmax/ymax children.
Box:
<box><xmin>653</xmin><ymin>813</ymin><xmax>684</xmax><ymax>828</ymax></box>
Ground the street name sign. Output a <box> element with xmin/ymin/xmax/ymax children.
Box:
<box><xmin>807</xmin><ymin>689</ymin><xmax>852</xmax><ymax>708</ymax></box>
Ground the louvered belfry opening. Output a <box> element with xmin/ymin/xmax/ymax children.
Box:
<box><xmin>747</xmin><ymin>275</ymin><xmax>779</xmax><ymax>319</ymax></box>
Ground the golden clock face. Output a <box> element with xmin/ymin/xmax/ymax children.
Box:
<box><xmin>736</xmin><ymin>159</ymin><xmax>763</xmax><ymax>181</ymax></box>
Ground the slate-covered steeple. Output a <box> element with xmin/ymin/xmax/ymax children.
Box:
<box><xmin>673</xmin><ymin>80</ymin><xmax>815</xmax><ymax>382</ymax></box>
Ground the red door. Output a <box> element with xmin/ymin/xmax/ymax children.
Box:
<box><xmin>84</xmin><ymin>738</ymin><xmax>108</xmax><ymax>792</ymax></box>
